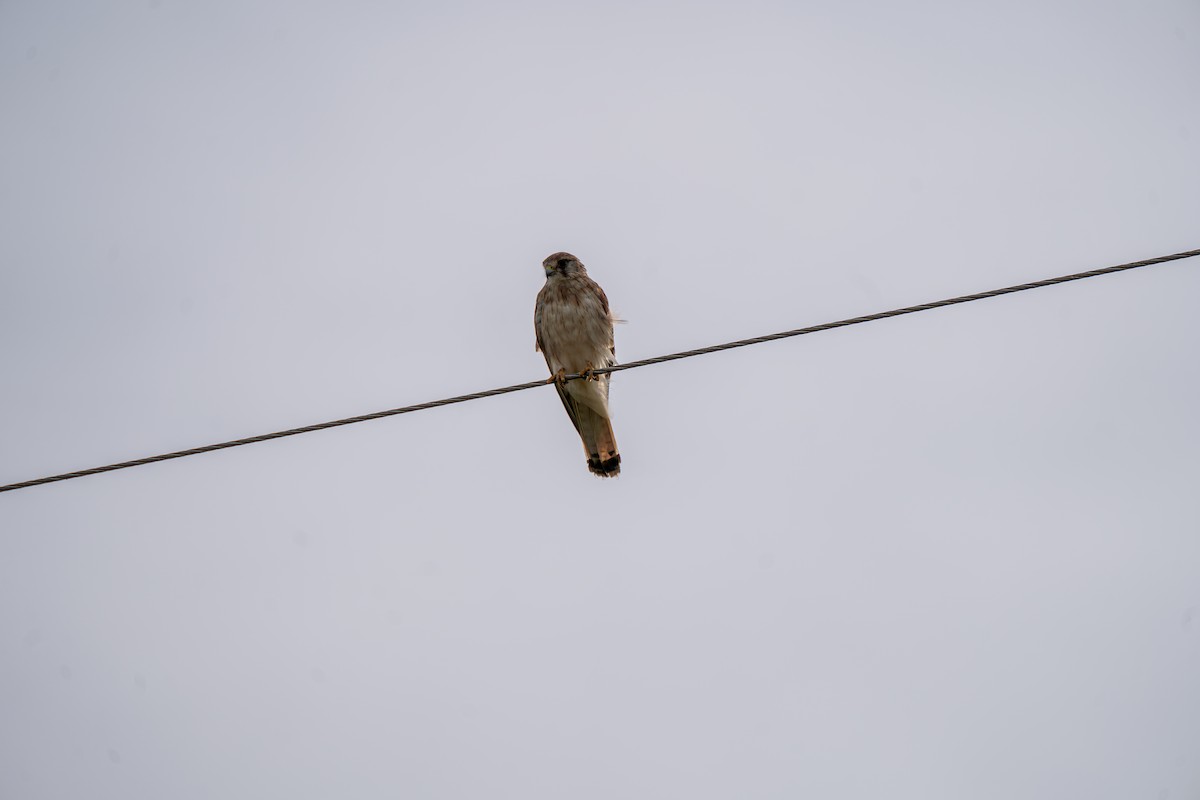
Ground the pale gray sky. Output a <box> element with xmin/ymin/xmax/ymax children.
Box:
<box><xmin>2</xmin><ymin>1</ymin><xmax>1199</xmax><ymax>798</ymax></box>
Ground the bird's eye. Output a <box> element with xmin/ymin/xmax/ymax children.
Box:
<box><xmin>556</xmin><ymin>258</ymin><xmax>570</xmax><ymax>270</ymax></box>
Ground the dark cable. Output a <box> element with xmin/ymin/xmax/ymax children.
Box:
<box><xmin>2</xmin><ymin>247</ymin><xmax>1197</xmax><ymax>494</ymax></box>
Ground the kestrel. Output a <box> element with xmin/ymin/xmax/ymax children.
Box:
<box><xmin>534</xmin><ymin>252</ymin><xmax>621</xmax><ymax>477</ymax></box>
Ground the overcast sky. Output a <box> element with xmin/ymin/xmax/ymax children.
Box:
<box><xmin>2</xmin><ymin>1</ymin><xmax>1199</xmax><ymax>798</ymax></box>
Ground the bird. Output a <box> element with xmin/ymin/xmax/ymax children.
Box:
<box><xmin>534</xmin><ymin>251</ymin><xmax>621</xmax><ymax>477</ymax></box>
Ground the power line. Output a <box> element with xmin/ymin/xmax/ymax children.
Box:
<box><xmin>2</xmin><ymin>247</ymin><xmax>1197</xmax><ymax>494</ymax></box>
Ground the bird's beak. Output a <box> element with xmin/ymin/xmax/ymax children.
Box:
<box><xmin>543</xmin><ymin>265</ymin><xmax>555</xmax><ymax>276</ymax></box>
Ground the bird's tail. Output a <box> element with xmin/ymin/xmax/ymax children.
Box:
<box><xmin>576</xmin><ymin>403</ymin><xmax>620</xmax><ymax>478</ymax></box>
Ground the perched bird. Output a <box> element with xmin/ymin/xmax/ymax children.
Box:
<box><xmin>534</xmin><ymin>252</ymin><xmax>621</xmax><ymax>477</ymax></box>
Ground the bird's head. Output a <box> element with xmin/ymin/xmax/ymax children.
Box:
<box><xmin>543</xmin><ymin>252</ymin><xmax>586</xmax><ymax>278</ymax></box>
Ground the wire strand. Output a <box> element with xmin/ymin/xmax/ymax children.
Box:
<box><xmin>3</xmin><ymin>247</ymin><xmax>1197</xmax><ymax>494</ymax></box>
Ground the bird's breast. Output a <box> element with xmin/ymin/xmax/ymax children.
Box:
<box><xmin>536</xmin><ymin>280</ymin><xmax>614</xmax><ymax>373</ymax></box>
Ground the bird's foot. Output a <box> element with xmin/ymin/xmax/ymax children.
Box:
<box><xmin>548</xmin><ymin>368</ymin><xmax>567</xmax><ymax>386</ymax></box>
<box><xmin>579</xmin><ymin>362</ymin><xmax>598</xmax><ymax>381</ymax></box>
